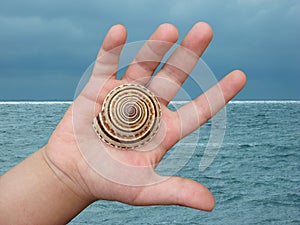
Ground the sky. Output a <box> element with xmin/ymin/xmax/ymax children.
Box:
<box><xmin>0</xmin><ymin>0</ymin><xmax>299</xmax><ymax>100</ymax></box>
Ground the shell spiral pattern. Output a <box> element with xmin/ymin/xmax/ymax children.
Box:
<box><xmin>93</xmin><ymin>84</ymin><xmax>162</xmax><ymax>149</ymax></box>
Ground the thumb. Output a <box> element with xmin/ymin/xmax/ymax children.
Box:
<box><xmin>133</xmin><ymin>176</ymin><xmax>215</xmax><ymax>212</ymax></box>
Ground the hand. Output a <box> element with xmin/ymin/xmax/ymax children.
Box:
<box><xmin>44</xmin><ymin>22</ymin><xmax>246</xmax><ymax>212</ymax></box>
<box><xmin>0</xmin><ymin>22</ymin><xmax>246</xmax><ymax>224</ymax></box>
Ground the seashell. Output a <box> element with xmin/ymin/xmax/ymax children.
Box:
<box><xmin>93</xmin><ymin>84</ymin><xmax>161</xmax><ymax>149</ymax></box>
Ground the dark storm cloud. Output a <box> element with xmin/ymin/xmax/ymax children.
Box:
<box><xmin>0</xmin><ymin>0</ymin><xmax>299</xmax><ymax>100</ymax></box>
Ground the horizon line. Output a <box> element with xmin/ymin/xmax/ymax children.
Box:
<box><xmin>0</xmin><ymin>100</ymin><xmax>299</xmax><ymax>105</ymax></box>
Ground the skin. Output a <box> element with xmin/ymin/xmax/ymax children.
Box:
<box><xmin>0</xmin><ymin>22</ymin><xmax>246</xmax><ymax>224</ymax></box>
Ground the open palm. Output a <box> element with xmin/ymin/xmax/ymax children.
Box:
<box><xmin>44</xmin><ymin>23</ymin><xmax>246</xmax><ymax>211</ymax></box>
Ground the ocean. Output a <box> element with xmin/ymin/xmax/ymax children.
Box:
<box><xmin>0</xmin><ymin>101</ymin><xmax>299</xmax><ymax>224</ymax></box>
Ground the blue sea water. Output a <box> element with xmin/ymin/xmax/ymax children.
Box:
<box><xmin>0</xmin><ymin>101</ymin><xmax>299</xmax><ymax>224</ymax></box>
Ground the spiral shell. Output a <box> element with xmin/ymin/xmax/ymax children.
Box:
<box><xmin>93</xmin><ymin>84</ymin><xmax>161</xmax><ymax>149</ymax></box>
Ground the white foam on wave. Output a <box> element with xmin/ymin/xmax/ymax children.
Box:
<box><xmin>170</xmin><ymin>100</ymin><xmax>300</xmax><ymax>105</ymax></box>
<box><xmin>230</xmin><ymin>100</ymin><xmax>300</xmax><ymax>104</ymax></box>
<box><xmin>169</xmin><ymin>101</ymin><xmax>189</xmax><ymax>105</ymax></box>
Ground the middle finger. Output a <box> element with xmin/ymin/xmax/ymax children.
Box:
<box><xmin>148</xmin><ymin>22</ymin><xmax>213</xmax><ymax>105</ymax></box>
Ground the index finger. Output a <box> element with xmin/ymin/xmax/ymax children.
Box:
<box><xmin>177</xmin><ymin>70</ymin><xmax>246</xmax><ymax>139</ymax></box>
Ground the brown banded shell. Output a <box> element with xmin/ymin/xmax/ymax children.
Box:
<box><xmin>93</xmin><ymin>84</ymin><xmax>161</xmax><ymax>149</ymax></box>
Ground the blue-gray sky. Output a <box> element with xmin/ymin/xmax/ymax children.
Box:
<box><xmin>0</xmin><ymin>0</ymin><xmax>299</xmax><ymax>100</ymax></box>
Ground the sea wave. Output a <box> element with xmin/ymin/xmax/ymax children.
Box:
<box><xmin>0</xmin><ymin>101</ymin><xmax>72</xmax><ymax>105</ymax></box>
<box><xmin>230</xmin><ymin>100</ymin><xmax>300</xmax><ymax>104</ymax></box>
<box><xmin>0</xmin><ymin>100</ymin><xmax>299</xmax><ymax>105</ymax></box>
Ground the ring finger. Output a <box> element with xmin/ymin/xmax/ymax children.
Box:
<box><xmin>122</xmin><ymin>23</ymin><xmax>178</xmax><ymax>85</ymax></box>
<box><xmin>148</xmin><ymin>22</ymin><xmax>213</xmax><ymax>105</ymax></box>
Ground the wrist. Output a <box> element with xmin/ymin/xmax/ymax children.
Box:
<box><xmin>41</xmin><ymin>145</ymin><xmax>97</xmax><ymax>203</ymax></box>
<box><xmin>0</xmin><ymin>148</ymin><xmax>93</xmax><ymax>225</ymax></box>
